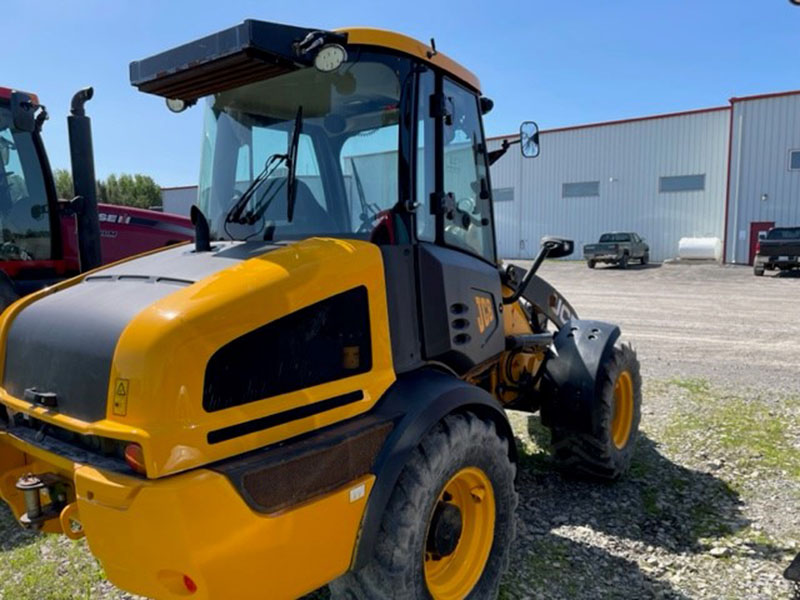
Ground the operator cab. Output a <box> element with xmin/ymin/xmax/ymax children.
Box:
<box><xmin>131</xmin><ymin>20</ymin><xmax>540</xmax><ymax>375</ymax></box>
<box><xmin>132</xmin><ymin>21</ymin><xmax>538</xmax><ymax>266</ymax></box>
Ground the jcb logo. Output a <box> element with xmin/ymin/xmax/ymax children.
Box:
<box><xmin>475</xmin><ymin>296</ymin><xmax>495</xmax><ymax>334</ymax></box>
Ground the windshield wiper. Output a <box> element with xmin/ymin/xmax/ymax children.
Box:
<box><xmin>244</xmin><ymin>105</ymin><xmax>304</xmax><ymax>228</ymax></box>
<box><xmin>285</xmin><ymin>106</ymin><xmax>303</xmax><ymax>223</ymax></box>
<box><xmin>225</xmin><ymin>152</ymin><xmax>286</xmax><ymax>227</ymax></box>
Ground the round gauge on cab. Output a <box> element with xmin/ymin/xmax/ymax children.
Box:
<box><xmin>314</xmin><ymin>44</ymin><xmax>347</xmax><ymax>72</ymax></box>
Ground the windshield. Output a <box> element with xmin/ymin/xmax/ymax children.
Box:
<box><xmin>599</xmin><ymin>233</ymin><xmax>631</xmax><ymax>243</ymax></box>
<box><xmin>766</xmin><ymin>227</ymin><xmax>800</xmax><ymax>240</ymax></box>
<box><xmin>0</xmin><ymin>103</ymin><xmax>51</xmax><ymax>260</ymax></box>
<box><xmin>197</xmin><ymin>51</ymin><xmax>412</xmax><ymax>241</ymax></box>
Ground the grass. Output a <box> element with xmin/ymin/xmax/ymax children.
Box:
<box><xmin>663</xmin><ymin>377</ymin><xmax>800</xmax><ymax>484</ymax></box>
<box><xmin>0</xmin><ymin>521</ymin><xmax>125</xmax><ymax>600</ymax></box>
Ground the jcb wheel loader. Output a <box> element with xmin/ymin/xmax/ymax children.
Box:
<box><xmin>0</xmin><ymin>21</ymin><xmax>641</xmax><ymax>600</ymax></box>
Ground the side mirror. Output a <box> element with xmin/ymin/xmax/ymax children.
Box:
<box><xmin>520</xmin><ymin>121</ymin><xmax>540</xmax><ymax>158</ymax></box>
<box><xmin>10</xmin><ymin>91</ymin><xmax>37</xmax><ymax>133</ymax></box>
<box><xmin>541</xmin><ymin>236</ymin><xmax>573</xmax><ymax>258</ymax></box>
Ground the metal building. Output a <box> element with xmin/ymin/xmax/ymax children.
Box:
<box><xmin>491</xmin><ymin>89</ymin><xmax>800</xmax><ymax>264</ymax></box>
<box><xmin>489</xmin><ymin>108</ymin><xmax>732</xmax><ymax>262</ymax></box>
<box><xmin>725</xmin><ymin>91</ymin><xmax>800</xmax><ymax>265</ymax></box>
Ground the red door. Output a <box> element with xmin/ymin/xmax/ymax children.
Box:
<box><xmin>749</xmin><ymin>221</ymin><xmax>775</xmax><ymax>265</ymax></box>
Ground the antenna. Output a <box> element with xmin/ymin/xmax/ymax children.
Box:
<box><xmin>427</xmin><ymin>38</ymin><xmax>437</xmax><ymax>59</ymax></box>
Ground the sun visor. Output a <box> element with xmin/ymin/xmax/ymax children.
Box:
<box><xmin>129</xmin><ymin>20</ymin><xmax>342</xmax><ymax>101</ymax></box>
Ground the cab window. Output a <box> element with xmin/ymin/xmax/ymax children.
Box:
<box><xmin>0</xmin><ymin>121</ymin><xmax>51</xmax><ymax>260</ymax></box>
<box><xmin>441</xmin><ymin>79</ymin><xmax>495</xmax><ymax>262</ymax></box>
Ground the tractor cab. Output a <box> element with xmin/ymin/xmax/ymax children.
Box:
<box><xmin>0</xmin><ymin>89</ymin><xmax>67</xmax><ymax>290</ymax></box>
<box><xmin>133</xmin><ymin>22</ymin><xmax>536</xmax><ymax>265</ymax></box>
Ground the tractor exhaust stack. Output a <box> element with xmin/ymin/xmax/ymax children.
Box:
<box><xmin>68</xmin><ymin>87</ymin><xmax>102</xmax><ymax>271</ymax></box>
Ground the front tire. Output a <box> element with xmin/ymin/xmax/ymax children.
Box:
<box><xmin>548</xmin><ymin>344</ymin><xmax>642</xmax><ymax>480</ymax></box>
<box><xmin>754</xmin><ymin>265</ymin><xmax>765</xmax><ymax>276</ymax></box>
<box><xmin>331</xmin><ymin>412</ymin><xmax>517</xmax><ymax>600</ymax></box>
<box><xmin>587</xmin><ymin>259</ymin><xmax>596</xmax><ymax>269</ymax></box>
<box><xmin>619</xmin><ymin>254</ymin><xmax>629</xmax><ymax>269</ymax></box>
<box><xmin>641</xmin><ymin>252</ymin><xmax>649</xmax><ymax>265</ymax></box>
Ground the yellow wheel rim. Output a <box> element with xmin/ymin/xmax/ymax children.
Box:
<box><xmin>424</xmin><ymin>467</ymin><xmax>495</xmax><ymax>600</ymax></box>
<box><xmin>611</xmin><ymin>370</ymin><xmax>634</xmax><ymax>449</ymax></box>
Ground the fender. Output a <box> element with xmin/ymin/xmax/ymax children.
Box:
<box><xmin>352</xmin><ymin>367</ymin><xmax>516</xmax><ymax>571</ymax></box>
<box><xmin>540</xmin><ymin>319</ymin><xmax>620</xmax><ymax>434</ymax></box>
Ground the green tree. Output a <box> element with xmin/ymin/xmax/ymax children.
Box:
<box><xmin>53</xmin><ymin>168</ymin><xmax>74</xmax><ymax>200</ymax></box>
<box><xmin>97</xmin><ymin>173</ymin><xmax>162</xmax><ymax>209</ymax></box>
<box><xmin>53</xmin><ymin>170</ymin><xmax>162</xmax><ymax>209</ymax></box>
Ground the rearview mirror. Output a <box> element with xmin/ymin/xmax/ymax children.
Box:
<box><xmin>10</xmin><ymin>91</ymin><xmax>36</xmax><ymax>132</ymax></box>
<box><xmin>520</xmin><ymin>121</ymin><xmax>540</xmax><ymax>158</ymax></box>
<box><xmin>541</xmin><ymin>236</ymin><xmax>574</xmax><ymax>258</ymax></box>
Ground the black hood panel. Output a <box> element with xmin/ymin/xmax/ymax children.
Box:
<box><xmin>2</xmin><ymin>242</ymin><xmax>268</xmax><ymax>423</ymax></box>
<box><xmin>3</xmin><ymin>278</ymin><xmax>181</xmax><ymax>422</ymax></box>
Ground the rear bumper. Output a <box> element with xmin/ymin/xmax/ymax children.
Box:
<box><xmin>755</xmin><ymin>256</ymin><xmax>800</xmax><ymax>269</ymax></box>
<box><xmin>0</xmin><ymin>430</ymin><xmax>372</xmax><ymax>600</ymax></box>
<box><xmin>585</xmin><ymin>254</ymin><xmax>620</xmax><ymax>262</ymax></box>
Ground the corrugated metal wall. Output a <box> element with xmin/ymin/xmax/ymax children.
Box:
<box><xmin>490</xmin><ymin>109</ymin><xmax>731</xmax><ymax>261</ymax></box>
<box><xmin>726</xmin><ymin>93</ymin><xmax>800</xmax><ymax>264</ymax></box>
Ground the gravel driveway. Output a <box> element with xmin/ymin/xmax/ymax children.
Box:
<box><xmin>1</xmin><ymin>260</ymin><xmax>798</xmax><ymax>599</ymax></box>
<box><xmin>500</xmin><ymin>260</ymin><xmax>800</xmax><ymax>599</ymax></box>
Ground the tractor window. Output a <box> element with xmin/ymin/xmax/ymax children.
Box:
<box><xmin>340</xmin><ymin>123</ymin><xmax>398</xmax><ymax>233</ymax></box>
<box><xmin>197</xmin><ymin>51</ymin><xmax>411</xmax><ymax>242</ymax></box>
<box><xmin>0</xmin><ymin>111</ymin><xmax>51</xmax><ymax>261</ymax></box>
<box><xmin>441</xmin><ymin>79</ymin><xmax>495</xmax><ymax>262</ymax></box>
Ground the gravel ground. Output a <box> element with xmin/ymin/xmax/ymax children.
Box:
<box><xmin>1</xmin><ymin>260</ymin><xmax>799</xmax><ymax>599</ymax></box>
<box><xmin>498</xmin><ymin>259</ymin><xmax>800</xmax><ymax>599</ymax></box>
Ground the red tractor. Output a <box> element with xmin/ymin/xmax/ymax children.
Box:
<box><xmin>0</xmin><ymin>86</ymin><xmax>192</xmax><ymax>309</ymax></box>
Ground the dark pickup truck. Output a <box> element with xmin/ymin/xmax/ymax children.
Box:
<box><xmin>583</xmin><ymin>232</ymin><xmax>649</xmax><ymax>269</ymax></box>
<box><xmin>753</xmin><ymin>226</ymin><xmax>800</xmax><ymax>276</ymax></box>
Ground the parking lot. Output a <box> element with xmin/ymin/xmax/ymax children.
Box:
<box><xmin>522</xmin><ymin>260</ymin><xmax>800</xmax><ymax>393</ymax></box>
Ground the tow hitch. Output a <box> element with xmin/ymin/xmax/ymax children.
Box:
<box><xmin>15</xmin><ymin>472</ymin><xmax>80</xmax><ymax>537</ymax></box>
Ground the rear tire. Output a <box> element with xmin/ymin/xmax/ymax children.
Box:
<box><xmin>754</xmin><ymin>265</ymin><xmax>765</xmax><ymax>276</ymax></box>
<box><xmin>331</xmin><ymin>412</ymin><xmax>517</xmax><ymax>600</ymax></box>
<box><xmin>548</xmin><ymin>344</ymin><xmax>642</xmax><ymax>480</ymax></box>
<box><xmin>587</xmin><ymin>259</ymin><xmax>596</xmax><ymax>269</ymax></box>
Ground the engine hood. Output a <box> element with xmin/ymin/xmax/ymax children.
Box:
<box><xmin>0</xmin><ymin>238</ymin><xmax>395</xmax><ymax>477</ymax></box>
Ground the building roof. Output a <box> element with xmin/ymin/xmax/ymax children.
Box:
<box><xmin>489</xmin><ymin>89</ymin><xmax>800</xmax><ymax>142</ymax></box>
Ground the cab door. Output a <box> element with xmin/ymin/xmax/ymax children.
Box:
<box><xmin>414</xmin><ymin>70</ymin><xmax>504</xmax><ymax>375</ymax></box>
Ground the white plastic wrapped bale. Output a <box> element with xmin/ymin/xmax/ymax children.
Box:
<box><xmin>678</xmin><ymin>237</ymin><xmax>723</xmax><ymax>261</ymax></box>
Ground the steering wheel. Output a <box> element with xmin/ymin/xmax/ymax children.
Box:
<box><xmin>0</xmin><ymin>241</ymin><xmax>33</xmax><ymax>261</ymax></box>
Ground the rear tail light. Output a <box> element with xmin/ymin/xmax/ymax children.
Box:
<box><xmin>123</xmin><ymin>443</ymin><xmax>147</xmax><ymax>475</ymax></box>
<box><xmin>756</xmin><ymin>241</ymin><xmax>761</xmax><ymax>253</ymax></box>
<box><xmin>183</xmin><ymin>575</ymin><xmax>198</xmax><ymax>594</ymax></box>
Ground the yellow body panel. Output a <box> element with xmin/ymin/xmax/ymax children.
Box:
<box><xmin>339</xmin><ymin>27</ymin><xmax>481</xmax><ymax>92</ymax></box>
<box><xmin>0</xmin><ymin>238</ymin><xmax>395</xmax><ymax>478</ymax></box>
<box><xmin>0</xmin><ymin>432</ymin><xmax>372</xmax><ymax>599</ymax></box>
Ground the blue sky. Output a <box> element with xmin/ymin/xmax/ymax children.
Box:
<box><xmin>4</xmin><ymin>1</ymin><xmax>798</xmax><ymax>187</ymax></box>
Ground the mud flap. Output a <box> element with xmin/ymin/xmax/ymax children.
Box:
<box><xmin>540</xmin><ymin>319</ymin><xmax>620</xmax><ymax>434</ymax></box>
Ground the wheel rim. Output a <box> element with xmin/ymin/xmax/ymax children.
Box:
<box><xmin>611</xmin><ymin>370</ymin><xmax>634</xmax><ymax>449</ymax></box>
<box><xmin>424</xmin><ymin>467</ymin><xmax>495</xmax><ymax>600</ymax></box>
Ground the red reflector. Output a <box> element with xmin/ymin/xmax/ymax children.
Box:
<box><xmin>183</xmin><ymin>575</ymin><xmax>197</xmax><ymax>594</ymax></box>
<box><xmin>123</xmin><ymin>443</ymin><xmax>147</xmax><ymax>475</ymax></box>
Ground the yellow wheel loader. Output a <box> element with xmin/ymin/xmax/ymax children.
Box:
<box><xmin>0</xmin><ymin>21</ymin><xmax>641</xmax><ymax>600</ymax></box>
